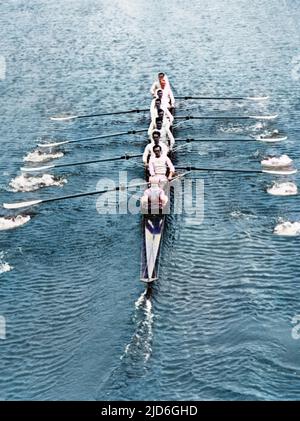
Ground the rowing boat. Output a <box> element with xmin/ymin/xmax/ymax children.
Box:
<box><xmin>140</xmin><ymin>98</ymin><xmax>175</xmax><ymax>283</ymax></box>
<box><xmin>140</xmin><ymin>212</ymin><xmax>166</xmax><ymax>282</ymax></box>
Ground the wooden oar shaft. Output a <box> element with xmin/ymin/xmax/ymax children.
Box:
<box><xmin>177</xmin><ymin>166</ymin><xmax>262</xmax><ymax>174</ymax></box>
<box><xmin>175</xmin><ymin>138</ymin><xmax>254</xmax><ymax>142</ymax></box>
<box><xmin>175</xmin><ymin>96</ymin><xmax>268</xmax><ymax>100</ymax></box>
<box><xmin>56</xmin><ymin>154</ymin><xmax>142</xmax><ymax>169</ymax></box>
<box><xmin>38</xmin><ymin>128</ymin><xmax>149</xmax><ymax>148</ymax></box>
<box><xmin>71</xmin><ymin>128</ymin><xmax>148</xmax><ymax>144</ymax></box>
<box><xmin>77</xmin><ymin>108</ymin><xmax>149</xmax><ymax>118</ymax></box>
<box><xmin>3</xmin><ymin>182</ymin><xmax>149</xmax><ymax>209</ymax></box>
<box><xmin>175</xmin><ymin>115</ymin><xmax>275</xmax><ymax>120</ymax></box>
<box><xmin>176</xmin><ymin>96</ymin><xmax>248</xmax><ymax>100</ymax></box>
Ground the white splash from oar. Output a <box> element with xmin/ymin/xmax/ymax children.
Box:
<box><xmin>274</xmin><ymin>221</ymin><xmax>300</xmax><ymax>236</ymax></box>
<box><xmin>267</xmin><ymin>182</ymin><xmax>298</xmax><ymax>196</ymax></box>
<box><xmin>261</xmin><ymin>154</ymin><xmax>293</xmax><ymax>168</ymax></box>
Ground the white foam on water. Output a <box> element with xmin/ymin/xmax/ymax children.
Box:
<box><xmin>0</xmin><ymin>252</ymin><xmax>13</xmax><ymax>275</ymax></box>
<box><xmin>23</xmin><ymin>150</ymin><xmax>64</xmax><ymax>163</ymax></box>
<box><xmin>143</xmin><ymin>297</ymin><xmax>153</xmax><ymax>362</ymax></box>
<box><xmin>219</xmin><ymin>121</ymin><xmax>264</xmax><ymax>135</ymax></box>
<box><xmin>261</xmin><ymin>154</ymin><xmax>293</xmax><ymax>168</ymax></box>
<box><xmin>267</xmin><ymin>182</ymin><xmax>298</xmax><ymax>196</ymax></box>
<box><xmin>121</xmin><ymin>292</ymin><xmax>154</xmax><ymax>364</ymax></box>
<box><xmin>256</xmin><ymin>129</ymin><xmax>284</xmax><ymax>140</ymax></box>
<box><xmin>9</xmin><ymin>173</ymin><xmax>67</xmax><ymax>192</ymax></box>
<box><xmin>0</xmin><ymin>262</ymin><xmax>13</xmax><ymax>274</ymax></box>
<box><xmin>274</xmin><ymin>221</ymin><xmax>300</xmax><ymax>236</ymax></box>
<box><xmin>135</xmin><ymin>290</ymin><xmax>146</xmax><ymax>309</ymax></box>
<box><xmin>0</xmin><ymin>215</ymin><xmax>31</xmax><ymax>231</ymax></box>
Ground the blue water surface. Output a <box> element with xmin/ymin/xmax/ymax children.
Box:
<box><xmin>0</xmin><ymin>0</ymin><xmax>300</xmax><ymax>401</ymax></box>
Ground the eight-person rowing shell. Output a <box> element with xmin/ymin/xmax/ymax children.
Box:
<box><xmin>141</xmin><ymin>73</ymin><xmax>176</xmax><ymax>282</ymax></box>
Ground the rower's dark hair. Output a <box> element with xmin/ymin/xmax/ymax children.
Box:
<box><xmin>157</xmin><ymin>89</ymin><xmax>163</xmax><ymax>94</ymax></box>
<box><xmin>158</xmin><ymin>72</ymin><xmax>165</xmax><ymax>78</ymax></box>
<box><xmin>152</xmin><ymin>130</ymin><xmax>161</xmax><ymax>138</ymax></box>
<box><xmin>158</xmin><ymin>108</ymin><xmax>164</xmax><ymax>115</ymax></box>
<box><xmin>155</xmin><ymin>97</ymin><xmax>161</xmax><ymax>103</ymax></box>
<box><xmin>155</xmin><ymin>117</ymin><xmax>162</xmax><ymax>124</ymax></box>
<box><xmin>153</xmin><ymin>145</ymin><xmax>162</xmax><ymax>152</ymax></box>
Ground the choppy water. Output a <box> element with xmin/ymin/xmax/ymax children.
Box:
<box><xmin>1</xmin><ymin>0</ymin><xmax>300</xmax><ymax>401</ymax></box>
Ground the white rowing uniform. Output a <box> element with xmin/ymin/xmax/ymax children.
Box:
<box><xmin>155</xmin><ymin>87</ymin><xmax>175</xmax><ymax>110</ymax></box>
<box><xmin>147</xmin><ymin>126</ymin><xmax>175</xmax><ymax>149</ymax></box>
<box><xmin>148</xmin><ymin>112</ymin><xmax>172</xmax><ymax>134</ymax></box>
<box><xmin>150</xmin><ymin>75</ymin><xmax>175</xmax><ymax>108</ymax></box>
<box><xmin>159</xmin><ymin>126</ymin><xmax>175</xmax><ymax>149</ymax></box>
<box><xmin>150</xmin><ymin>92</ymin><xmax>171</xmax><ymax>113</ymax></box>
<box><xmin>150</xmin><ymin>78</ymin><xmax>167</xmax><ymax>96</ymax></box>
<box><xmin>148</xmin><ymin>155</ymin><xmax>175</xmax><ymax>178</ymax></box>
<box><xmin>143</xmin><ymin>141</ymin><xmax>169</xmax><ymax>164</ymax></box>
<box><xmin>150</xmin><ymin>105</ymin><xmax>174</xmax><ymax>126</ymax></box>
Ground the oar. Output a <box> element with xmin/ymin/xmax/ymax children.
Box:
<box><xmin>50</xmin><ymin>108</ymin><xmax>149</xmax><ymax>121</ymax></box>
<box><xmin>175</xmin><ymin>95</ymin><xmax>269</xmax><ymax>101</ymax></box>
<box><xmin>21</xmin><ymin>153</ymin><xmax>143</xmax><ymax>173</ymax></box>
<box><xmin>177</xmin><ymin>166</ymin><xmax>298</xmax><ymax>175</ymax></box>
<box><xmin>175</xmin><ymin>114</ymin><xmax>278</xmax><ymax>121</ymax></box>
<box><xmin>3</xmin><ymin>182</ymin><xmax>148</xmax><ymax>210</ymax></box>
<box><xmin>38</xmin><ymin>128</ymin><xmax>148</xmax><ymax>148</ymax></box>
<box><xmin>175</xmin><ymin>136</ymin><xmax>285</xmax><ymax>143</ymax></box>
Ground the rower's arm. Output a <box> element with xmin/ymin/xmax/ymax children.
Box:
<box><xmin>148</xmin><ymin>121</ymin><xmax>154</xmax><ymax>137</ymax></box>
<box><xmin>169</xmin><ymin>87</ymin><xmax>175</xmax><ymax>107</ymax></box>
<box><xmin>167</xmin><ymin>128</ymin><xmax>175</xmax><ymax>149</ymax></box>
<box><xmin>150</xmin><ymin>81</ymin><xmax>158</xmax><ymax>96</ymax></box>
<box><xmin>150</xmin><ymin>108</ymin><xmax>157</xmax><ymax>125</ymax></box>
<box><xmin>142</xmin><ymin>145</ymin><xmax>150</xmax><ymax>164</ymax></box>
<box><xmin>148</xmin><ymin>160</ymin><xmax>155</xmax><ymax>176</ymax></box>
<box><xmin>150</xmin><ymin>99</ymin><xmax>155</xmax><ymax>115</ymax></box>
<box><xmin>166</xmin><ymin>156</ymin><xmax>175</xmax><ymax>178</ymax></box>
<box><xmin>165</xmin><ymin>108</ymin><xmax>174</xmax><ymax>124</ymax></box>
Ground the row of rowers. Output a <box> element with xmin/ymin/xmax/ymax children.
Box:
<box><xmin>143</xmin><ymin>72</ymin><xmax>176</xmax><ymax>184</ymax></box>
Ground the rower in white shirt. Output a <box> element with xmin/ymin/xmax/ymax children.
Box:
<box><xmin>148</xmin><ymin>145</ymin><xmax>175</xmax><ymax>182</ymax></box>
<box><xmin>143</xmin><ymin>130</ymin><xmax>169</xmax><ymax>166</ymax></box>
<box><xmin>150</xmin><ymin>99</ymin><xmax>174</xmax><ymax>126</ymax></box>
<box><xmin>148</xmin><ymin>118</ymin><xmax>175</xmax><ymax>150</ymax></box>
<box><xmin>154</xmin><ymin>89</ymin><xmax>171</xmax><ymax>112</ymax></box>
<box><xmin>150</xmin><ymin>72</ymin><xmax>175</xmax><ymax>109</ymax></box>
<box><xmin>156</xmin><ymin>118</ymin><xmax>175</xmax><ymax>150</ymax></box>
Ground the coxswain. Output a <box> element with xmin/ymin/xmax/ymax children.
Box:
<box><xmin>141</xmin><ymin>181</ymin><xmax>168</xmax><ymax>214</ymax></box>
<box><xmin>148</xmin><ymin>145</ymin><xmax>175</xmax><ymax>182</ymax></box>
